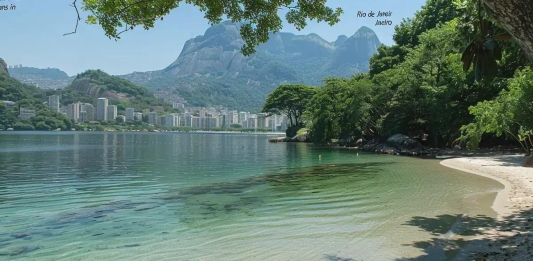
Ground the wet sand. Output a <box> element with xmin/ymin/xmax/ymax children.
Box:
<box><xmin>441</xmin><ymin>155</ymin><xmax>533</xmax><ymax>260</ymax></box>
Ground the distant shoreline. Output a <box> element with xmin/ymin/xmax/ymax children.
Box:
<box><xmin>0</xmin><ymin>130</ymin><xmax>286</xmax><ymax>135</ymax></box>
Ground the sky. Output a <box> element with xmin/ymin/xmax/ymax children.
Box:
<box><xmin>1</xmin><ymin>0</ymin><xmax>426</xmax><ymax>76</ymax></box>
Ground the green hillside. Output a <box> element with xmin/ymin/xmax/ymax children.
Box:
<box><xmin>0</xmin><ymin>65</ymin><xmax>74</xmax><ymax>131</ymax></box>
<box><xmin>63</xmin><ymin>70</ymin><xmax>172</xmax><ymax>113</ymax></box>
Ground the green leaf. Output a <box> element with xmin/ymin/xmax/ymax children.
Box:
<box><xmin>461</xmin><ymin>40</ymin><xmax>477</xmax><ymax>72</ymax></box>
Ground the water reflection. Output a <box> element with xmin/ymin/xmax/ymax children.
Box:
<box><xmin>0</xmin><ymin>132</ymin><xmax>503</xmax><ymax>260</ymax></box>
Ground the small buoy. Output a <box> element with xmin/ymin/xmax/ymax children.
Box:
<box><xmin>357</xmin><ymin>153</ymin><xmax>359</xmax><ymax>157</ymax></box>
<box><xmin>319</xmin><ymin>155</ymin><xmax>322</xmax><ymax>161</ymax></box>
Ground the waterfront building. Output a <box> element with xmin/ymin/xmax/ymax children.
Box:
<box><xmin>19</xmin><ymin>108</ymin><xmax>35</xmax><ymax>120</ymax></box>
<box><xmin>125</xmin><ymin>108</ymin><xmax>135</xmax><ymax>121</ymax></box>
<box><xmin>106</xmin><ymin>105</ymin><xmax>117</xmax><ymax>121</ymax></box>
<box><xmin>67</xmin><ymin>103</ymin><xmax>80</xmax><ymax>122</ymax></box>
<box><xmin>97</xmin><ymin>98</ymin><xmax>108</xmax><ymax>121</ymax></box>
<box><xmin>148</xmin><ymin>112</ymin><xmax>158</xmax><ymax>125</ymax></box>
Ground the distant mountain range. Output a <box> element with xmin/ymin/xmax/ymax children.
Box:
<box><xmin>8</xmin><ymin>66</ymin><xmax>75</xmax><ymax>89</ymax></box>
<box><xmin>8</xmin><ymin>21</ymin><xmax>381</xmax><ymax>111</ymax></box>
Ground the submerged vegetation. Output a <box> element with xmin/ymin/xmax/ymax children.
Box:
<box><xmin>263</xmin><ymin>0</ymin><xmax>533</xmax><ymax>156</ymax></box>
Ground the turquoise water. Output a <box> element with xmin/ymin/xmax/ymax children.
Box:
<box><xmin>0</xmin><ymin>132</ymin><xmax>503</xmax><ymax>260</ymax></box>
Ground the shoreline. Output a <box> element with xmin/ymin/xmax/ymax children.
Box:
<box><xmin>440</xmin><ymin>155</ymin><xmax>533</xmax><ymax>260</ymax></box>
<box><xmin>0</xmin><ymin>130</ymin><xmax>286</xmax><ymax>135</ymax></box>
<box><xmin>440</xmin><ymin>155</ymin><xmax>533</xmax><ymax>218</ymax></box>
<box><xmin>440</xmin><ymin>158</ymin><xmax>513</xmax><ymax>216</ymax></box>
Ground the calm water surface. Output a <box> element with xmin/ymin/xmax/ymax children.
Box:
<box><xmin>0</xmin><ymin>132</ymin><xmax>503</xmax><ymax>260</ymax></box>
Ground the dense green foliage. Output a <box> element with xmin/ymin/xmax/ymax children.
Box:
<box><xmin>262</xmin><ymin>84</ymin><xmax>317</xmax><ymax>137</ymax></box>
<box><xmin>459</xmin><ymin>68</ymin><xmax>533</xmax><ymax>154</ymax></box>
<box><xmin>262</xmin><ymin>84</ymin><xmax>316</xmax><ymax>126</ymax></box>
<box><xmin>305</xmin><ymin>77</ymin><xmax>371</xmax><ymax>144</ymax></box>
<box><xmin>0</xmin><ymin>71</ymin><xmax>74</xmax><ymax>131</ymax></box>
<box><xmin>262</xmin><ymin>0</ymin><xmax>531</xmax><ymax>154</ymax></box>
<box><xmin>0</xmin><ymin>68</ymin><xmax>173</xmax><ymax>131</ymax></box>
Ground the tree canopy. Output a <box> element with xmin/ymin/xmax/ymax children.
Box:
<box><xmin>262</xmin><ymin>83</ymin><xmax>316</xmax><ymax>128</ymax></box>
<box><xmin>81</xmin><ymin>0</ymin><xmax>342</xmax><ymax>55</ymax></box>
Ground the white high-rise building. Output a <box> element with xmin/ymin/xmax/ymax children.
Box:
<box><xmin>97</xmin><ymin>98</ymin><xmax>108</xmax><ymax>121</ymax></box>
<box><xmin>165</xmin><ymin>114</ymin><xmax>179</xmax><ymax>127</ymax></box>
<box><xmin>125</xmin><ymin>108</ymin><xmax>135</xmax><ymax>121</ymax></box>
<box><xmin>106</xmin><ymin>105</ymin><xmax>117</xmax><ymax>121</ymax></box>
<box><xmin>79</xmin><ymin>111</ymin><xmax>88</xmax><ymax>122</ymax></box>
<box><xmin>238</xmin><ymin>112</ymin><xmax>246</xmax><ymax>124</ymax></box>
<box><xmin>148</xmin><ymin>112</ymin><xmax>158</xmax><ymax>125</ymax></box>
<box><xmin>231</xmin><ymin>111</ymin><xmax>238</xmax><ymax>124</ymax></box>
<box><xmin>80</xmin><ymin>103</ymin><xmax>95</xmax><ymax>122</ymax></box>
<box><xmin>48</xmin><ymin>95</ymin><xmax>60</xmax><ymax>112</ymax></box>
<box><xmin>257</xmin><ymin>113</ymin><xmax>268</xmax><ymax>128</ymax></box>
<box><xmin>67</xmin><ymin>103</ymin><xmax>80</xmax><ymax>122</ymax></box>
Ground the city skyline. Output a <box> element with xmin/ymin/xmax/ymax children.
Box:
<box><xmin>58</xmin><ymin>96</ymin><xmax>287</xmax><ymax>131</ymax></box>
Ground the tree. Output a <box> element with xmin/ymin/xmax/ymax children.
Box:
<box><xmin>262</xmin><ymin>84</ymin><xmax>317</xmax><ymax>130</ymax></box>
<box><xmin>305</xmin><ymin>77</ymin><xmax>371</xmax><ymax>144</ymax></box>
<box><xmin>80</xmin><ymin>0</ymin><xmax>342</xmax><ymax>56</ymax></box>
<box><xmin>458</xmin><ymin>67</ymin><xmax>533</xmax><ymax>157</ymax></box>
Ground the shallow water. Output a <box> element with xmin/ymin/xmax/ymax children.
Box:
<box><xmin>0</xmin><ymin>132</ymin><xmax>503</xmax><ymax>260</ymax></box>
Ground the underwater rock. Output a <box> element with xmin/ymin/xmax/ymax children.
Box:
<box><xmin>0</xmin><ymin>245</ymin><xmax>41</xmax><ymax>256</ymax></box>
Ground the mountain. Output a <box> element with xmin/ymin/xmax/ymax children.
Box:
<box><xmin>8</xmin><ymin>66</ymin><xmax>73</xmax><ymax>89</ymax></box>
<box><xmin>8</xmin><ymin>21</ymin><xmax>381</xmax><ymax>112</ymax></box>
<box><xmin>62</xmin><ymin>70</ymin><xmax>172</xmax><ymax>113</ymax></box>
<box><xmin>119</xmin><ymin>21</ymin><xmax>381</xmax><ymax>111</ymax></box>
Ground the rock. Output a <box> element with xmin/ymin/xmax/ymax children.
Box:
<box><xmin>268</xmin><ymin>137</ymin><xmax>286</xmax><ymax>143</ymax></box>
<box><xmin>0</xmin><ymin>58</ymin><xmax>8</xmax><ymax>77</ymax></box>
<box><xmin>524</xmin><ymin>155</ymin><xmax>533</xmax><ymax>168</ymax></box>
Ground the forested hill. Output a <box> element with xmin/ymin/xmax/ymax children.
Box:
<box><xmin>0</xmin><ymin>65</ymin><xmax>173</xmax><ymax>131</ymax></box>
<box><xmin>0</xmin><ymin>58</ymin><xmax>75</xmax><ymax>131</ymax></box>
<box><xmin>62</xmin><ymin>70</ymin><xmax>171</xmax><ymax>113</ymax></box>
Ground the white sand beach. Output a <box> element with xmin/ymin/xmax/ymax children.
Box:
<box><xmin>441</xmin><ymin>155</ymin><xmax>533</xmax><ymax>260</ymax></box>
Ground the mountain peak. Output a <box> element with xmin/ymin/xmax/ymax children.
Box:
<box><xmin>334</xmin><ymin>35</ymin><xmax>348</xmax><ymax>47</ymax></box>
<box><xmin>355</xmin><ymin>26</ymin><xmax>375</xmax><ymax>34</ymax></box>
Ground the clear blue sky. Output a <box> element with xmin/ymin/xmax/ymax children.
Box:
<box><xmin>1</xmin><ymin>0</ymin><xmax>426</xmax><ymax>76</ymax></box>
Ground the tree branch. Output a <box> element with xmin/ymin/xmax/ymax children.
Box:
<box><xmin>64</xmin><ymin>0</ymin><xmax>81</xmax><ymax>36</ymax></box>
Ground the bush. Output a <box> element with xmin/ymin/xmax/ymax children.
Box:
<box><xmin>13</xmin><ymin>122</ymin><xmax>35</xmax><ymax>130</ymax></box>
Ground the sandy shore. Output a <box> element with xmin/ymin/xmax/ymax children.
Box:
<box><xmin>441</xmin><ymin>155</ymin><xmax>533</xmax><ymax>260</ymax></box>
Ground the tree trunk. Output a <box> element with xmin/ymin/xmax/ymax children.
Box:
<box><xmin>524</xmin><ymin>155</ymin><xmax>533</xmax><ymax>168</ymax></box>
<box><xmin>482</xmin><ymin>0</ymin><xmax>533</xmax><ymax>61</ymax></box>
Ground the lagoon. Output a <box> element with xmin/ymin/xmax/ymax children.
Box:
<box><xmin>0</xmin><ymin>132</ymin><xmax>503</xmax><ymax>260</ymax></box>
